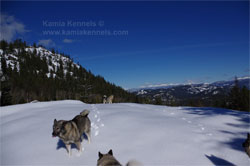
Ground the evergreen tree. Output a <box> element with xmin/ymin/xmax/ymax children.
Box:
<box><xmin>239</xmin><ymin>86</ymin><xmax>250</xmax><ymax>111</ymax></box>
<box><xmin>1</xmin><ymin>56</ymin><xmax>7</xmax><ymax>74</ymax></box>
<box><xmin>8</xmin><ymin>43</ymin><xmax>14</xmax><ymax>52</ymax></box>
<box><xmin>228</xmin><ymin>77</ymin><xmax>249</xmax><ymax>111</ymax></box>
<box><xmin>0</xmin><ymin>40</ymin><xmax>8</xmax><ymax>51</ymax></box>
<box><xmin>0</xmin><ymin>81</ymin><xmax>12</xmax><ymax>106</ymax></box>
<box><xmin>51</xmin><ymin>48</ymin><xmax>55</xmax><ymax>54</ymax></box>
<box><xmin>155</xmin><ymin>96</ymin><xmax>162</xmax><ymax>105</ymax></box>
<box><xmin>228</xmin><ymin>77</ymin><xmax>241</xmax><ymax>110</ymax></box>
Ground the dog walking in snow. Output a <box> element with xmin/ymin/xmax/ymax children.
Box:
<box><xmin>97</xmin><ymin>149</ymin><xmax>143</xmax><ymax>166</ymax></box>
<box><xmin>52</xmin><ymin>109</ymin><xmax>91</xmax><ymax>156</ymax></box>
<box><xmin>97</xmin><ymin>149</ymin><xmax>121</xmax><ymax>166</ymax></box>
<box><xmin>103</xmin><ymin>95</ymin><xmax>107</xmax><ymax>104</ymax></box>
<box><xmin>103</xmin><ymin>95</ymin><xmax>114</xmax><ymax>104</ymax></box>
<box><xmin>106</xmin><ymin>95</ymin><xmax>114</xmax><ymax>104</ymax></box>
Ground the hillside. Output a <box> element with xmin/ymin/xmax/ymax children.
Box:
<box><xmin>0</xmin><ymin>39</ymin><xmax>136</xmax><ymax>106</ymax></box>
<box><xmin>1</xmin><ymin>100</ymin><xmax>249</xmax><ymax>165</ymax></box>
<box><xmin>131</xmin><ymin>77</ymin><xmax>250</xmax><ymax>109</ymax></box>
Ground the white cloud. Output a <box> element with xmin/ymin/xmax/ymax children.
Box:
<box><xmin>37</xmin><ymin>39</ymin><xmax>55</xmax><ymax>47</ymax></box>
<box><xmin>63</xmin><ymin>39</ymin><xmax>74</xmax><ymax>43</ymax></box>
<box><xmin>0</xmin><ymin>13</ymin><xmax>28</xmax><ymax>41</ymax></box>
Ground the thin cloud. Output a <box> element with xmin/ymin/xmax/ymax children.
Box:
<box><xmin>38</xmin><ymin>39</ymin><xmax>55</xmax><ymax>47</ymax></box>
<box><xmin>63</xmin><ymin>39</ymin><xmax>74</xmax><ymax>43</ymax></box>
<box><xmin>0</xmin><ymin>13</ymin><xmax>28</xmax><ymax>41</ymax></box>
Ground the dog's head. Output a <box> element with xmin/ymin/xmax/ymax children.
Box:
<box><xmin>98</xmin><ymin>149</ymin><xmax>113</xmax><ymax>160</ymax></box>
<box><xmin>52</xmin><ymin>119</ymin><xmax>65</xmax><ymax>137</ymax></box>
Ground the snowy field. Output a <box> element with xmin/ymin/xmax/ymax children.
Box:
<box><xmin>0</xmin><ymin>100</ymin><xmax>249</xmax><ymax>166</ymax></box>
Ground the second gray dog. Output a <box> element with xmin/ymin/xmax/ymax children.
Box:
<box><xmin>97</xmin><ymin>149</ymin><xmax>122</xmax><ymax>166</ymax></box>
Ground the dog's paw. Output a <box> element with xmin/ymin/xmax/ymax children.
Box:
<box><xmin>76</xmin><ymin>152</ymin><xmax>81</xmax><ymax>157</ymax></box>
<box><xmin>76</xmin><ymin>148</ymin><xmax>84</xmax><ymax>157</ymax></box>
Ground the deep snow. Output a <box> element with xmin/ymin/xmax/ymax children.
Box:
<box><xmin>0</xmin><ymin>100</ymin><xmax>249</xmax><ymax>165</ymax></box>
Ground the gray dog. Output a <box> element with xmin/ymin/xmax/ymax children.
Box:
<box><xmin>52</xmin><ymin>109</ymin><xmax>91</xmax><ymax>156</ymax></box>
<box><xmin>97</xmin><ymin>149</ymin><xmax>122</xmax><ymax>166</ymax></box>
<box><xmin>97</xmin><ymin>149</ymin><xmax>143</xmax><ymax>166</ymax></box>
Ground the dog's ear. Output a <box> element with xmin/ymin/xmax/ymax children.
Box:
<box><xmin>98</xmin><ymin>152</ymin><xmax>103</xmax><ymax>158</ymax></box>
<box><xmin>248</xmin><ymin>133</ymin><xmax>250</xmax><ymax>138</ymax></box>
<box><xmin>108</xmin><ymin>149</ymin><xmax>113</xmax><ymax>156</ymax></box>
<box><xmin>54</xmin><ymin>119</ymin><xmax>57</xmax><ymax>123</ymax></box>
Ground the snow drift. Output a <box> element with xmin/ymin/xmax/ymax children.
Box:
<box><xmin>0</xmin><ymin>100</ymin><xmax>249</xmax><ymax>165</ymax></box>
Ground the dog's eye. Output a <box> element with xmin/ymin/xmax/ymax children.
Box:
<box><xmin>57</xmin><ymin>128</ymin><xmax>60</xmax><ymax>130</ymax></box>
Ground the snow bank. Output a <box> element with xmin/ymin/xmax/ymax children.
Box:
<box><xmin>0</xmin><ymin>100</ymin><xmax>249</xmax><ymax>165</ymax></box>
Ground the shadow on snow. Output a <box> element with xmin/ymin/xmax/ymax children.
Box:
<box><xmin>205</xmin><ymin>154</ymin><xmax>236</xmax><ymax>166</ymax></box>
<box><xmin>56</xmin><ymin>139</ymin><xmax>78</xmax><ymax>150</ymax></box>
<box><xmin>56</xmin><ymin>133</ymin><xmax>88</xmax><ymax>151</ymax></box>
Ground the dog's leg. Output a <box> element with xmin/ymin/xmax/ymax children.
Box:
<box><xmin>81</xmin><ymin>135</ymin><xmax>84</xmax><ymax>142</ymax></box>
<box><xmin>86</xmin><ymin>132</ymin><xmax>91</xmax><ymax>144</ymax></box>
<box><xmin>76</xmin><ymin>141</ymin><xmax>82</xmax><ymax>152</ymax></box>
<box><xmin>65</xmin><ymin>144</ymin><xmax>71</xmax><ymax>156</ymax></box>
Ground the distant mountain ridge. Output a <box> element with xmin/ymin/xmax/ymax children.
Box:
<box><xmin>130</xmin><ymin>77</ymin><xmax>250</xmax><ymax>106</ymax></box>
<box><xmin>129</xmin><ymin>76</ymin><xmax>250</xmax><ymax>92</ymax></box>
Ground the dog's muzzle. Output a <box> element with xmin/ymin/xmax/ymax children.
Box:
<box><xmin>52</xmin><ymin>132</ymin><xmax>58</xmax><ymax>137</ymax></box>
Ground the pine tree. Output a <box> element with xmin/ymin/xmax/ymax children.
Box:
<box><xmin>228</xmin><ymin>77</ymin><xmax>249</xmax><ymax>111</ymax></box>
<box><xmin>51</xmin><ymin>48</ymin><xmax>55</xmax><ymax>54</ymax></box>
<box><xmin>228</xmin><ymin>77</ymin><xmax>241</xmax><ymax>110</ymax></box>
<box><xmin>239</xmin><ymin>86</ymin><xmax>250</xmax><ymax>111</ymax></box>
<box><xmin>1</xmin><ymin>56</ymin><xmax>7</xmax><ymax>75</ymax></box>
<box><xmin>155</xmin><ymin>96</ymin><xmax>162</xmax><ymax>105</ymax></box>
<box><xmin>8</xmin><ymin>43</ymin><xmax>14</xmax><ymax>52</ymax></box>
<box><xmin>0</xmin><ymin>40</ymin><xmax>8</xmax><ymax>51</ymax></box>
<box><xmin>0</xmin><ymin>81</ymin><xmax>12</xmax><ymax>106</ymax></box>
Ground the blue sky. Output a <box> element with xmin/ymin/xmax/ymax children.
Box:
<box><xmin>1</xmin><ymin>1</ymin><xmax>249</xmax><ymax>89</ymax></box>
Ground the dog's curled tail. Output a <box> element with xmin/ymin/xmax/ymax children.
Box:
<box><xmin>80</xmin><ymin>109</ymin><xmax>90</xmax><ymax>117</ymax></box>
<box><xmin>126</xmin><ymin>160</ymin><xmax>143</xmax><ymax>166</ymax></box>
